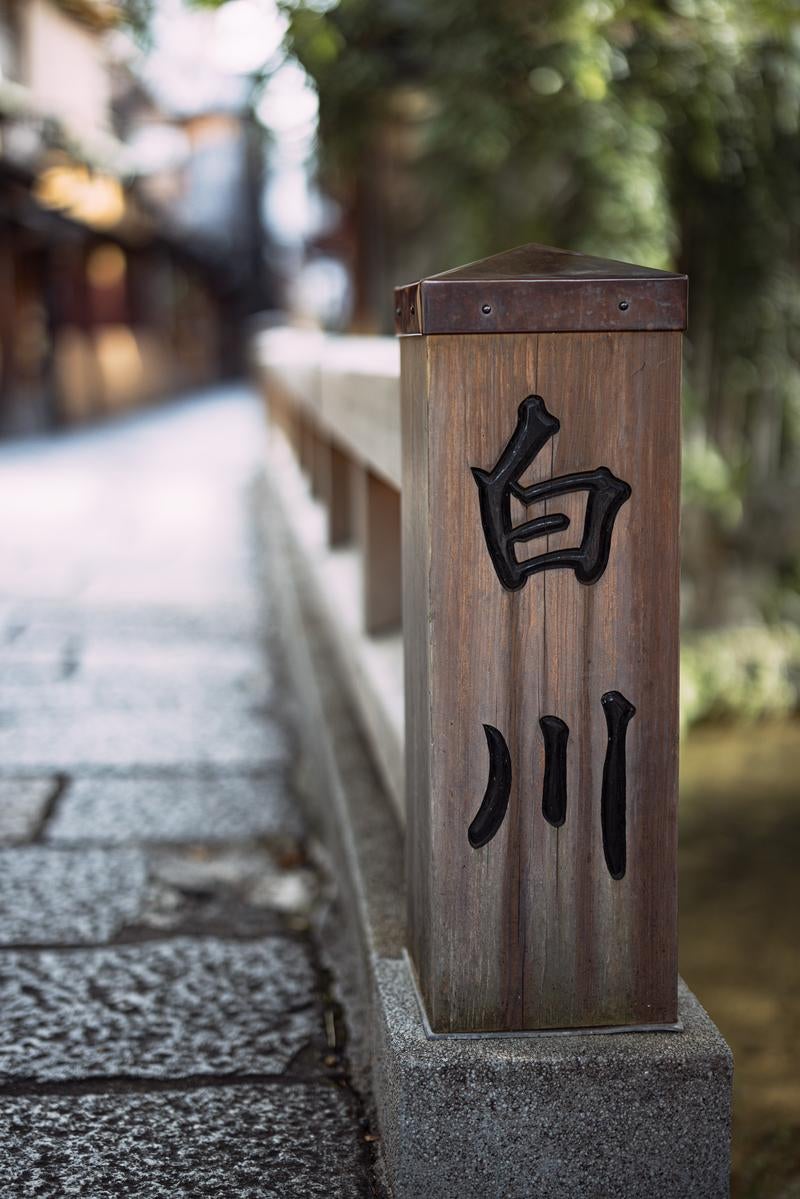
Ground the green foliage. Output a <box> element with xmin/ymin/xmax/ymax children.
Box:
<box><xmin>117</xmin><ymin>0</ymin><xmax>157</xmax><ymax>41</ymax></box>
<box><xmin>682</xmin><ymin>436</ymin><xmax>743</xmax><ymax>529</ymax></box>
<box><xmin>284</xmin><ymin>0</ymin><xmax>800</xmax><ymax>628</ymax></box>
<box><xmin>681</xmin><ymin>623</ymin><xmax>800</xmax><ymax>730</ymax></box>
<box><xmin>282</xmin><ymin>0</ymin><xmax>799</xmax><ymax>278</ymax></box>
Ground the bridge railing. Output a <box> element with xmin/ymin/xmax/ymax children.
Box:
<box><xmin>253</xmin><ymin>325</ymin><xmax>405</xmax><ymax>819</ymax></box>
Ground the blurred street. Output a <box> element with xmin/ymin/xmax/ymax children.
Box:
<box><xmin>0</xmin><ymin>388</ymin><xmax>376</xmax><ymax>1196</ymax></box>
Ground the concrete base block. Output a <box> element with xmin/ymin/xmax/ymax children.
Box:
<box><xmin>258</xmin><ymin>450</ymin><xmax>734</xmax><ymax>1199</ymax></box>
<box><xmin>373</xmin><ymin>959</ymin><xmax>731</xmax><ymax>1198</ymax></box>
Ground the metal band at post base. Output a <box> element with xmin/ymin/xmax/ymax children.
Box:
<box><xmin>403</xmin><ymin>951</ymin><xmax>683</xmax><ymax>1040</ymax></box>
<box><xmin>394</xmin><ymin>242</ymin><xmax>687</xmax><ymax>336</ymax></box>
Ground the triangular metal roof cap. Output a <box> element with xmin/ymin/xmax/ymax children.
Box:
<box><xmin>394</xmin><ymin>242</ymin><xmax>687</xmax><ymax>336</ymax></box>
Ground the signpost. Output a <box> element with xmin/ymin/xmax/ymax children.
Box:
<box><xmin>396</xmin><ymin>244</ymin><xmax>687</xmax><ymax>1034</ymax></box>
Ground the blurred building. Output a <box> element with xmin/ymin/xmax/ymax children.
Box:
<box><xmin>0</xmin><ymin>0</ymin><xmax>270</xmax><ymax>435</ymax></box>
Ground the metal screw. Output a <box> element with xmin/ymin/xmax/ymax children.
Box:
<box><xmin>481</xmin><ymin>304</ymin><xmax>492</xmax><ymax>314</ymax></box>
<box><xmin>618</xmin><ymin>300</ymin><xmax>629</xmax><ymax>311</ymax></box>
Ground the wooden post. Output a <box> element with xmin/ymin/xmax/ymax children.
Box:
<box><xmin>310</xmin><ymin>428</ymin><xmax>331</xmax><ymax>503</ymax></box>
<box><xmin>328</xmin><ymin>442</ymin><xmax>353</xmax><ymax>546</ymax></box>
<box><xmin>397</xmin><ymin>243</ymin><xmax>687</xmax><ymax>1034</ymax></box>
<box><xmin>298</xmin><ymin>414</ymin><xmax>315</xmax><ymax>478</ymax></box>
<box><xmin>352</xmin><ymin>463</ymin><xmax>402</xmax><ymax>635</ymax></box>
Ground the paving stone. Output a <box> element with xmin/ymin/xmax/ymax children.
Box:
<box><xmin>0</xmin><ymin>616</ymin><xmax>270</xmax><ymax>686</ymax></box>
<box><xmin>0</xmin><ymin>707</ymin><xmax>288</xmax><ymax>770</ymax></box>
<box><xmin>47</xmin><ymin>773</ymin><xmax>303</xmax><ymax>844</ymax></box>
<box><xmin>0</xmin><ymin>847</ymin><xmax>148</xmax><ymax>944</ymax></box>
<box><xmin>139</xmin><ymin>881</ymin><xmax>287</xmax><ymax>940</ymax></box>
<box><xmin>0</xmin><ymin>393</ymin><xmax>372</xmax><ymax>1185</ymax></box>
<box><xmin>0</xmin><ymin>664</ymin><xmax>274</xmax><ymax>714</ymax></box>
<box><xmin>149</xmin><ymin>844</ymin><xmax>312</xmax><ymax>903</ymax></box>
<box><xmin>129</xmin><ymin>846</ymin><xmax>316</xmax><ymax>939</ymax></box>
<box><xmin>0</xmin><ymin>937</ymin><xmax>318</xmax><ymax>1081</ymax></box>
<box><xmin>79</xmin><ymin>567</ymin><xmax>255</xmax><ymax>610</ymax></box>
<box><xmin>77</xmin><ymin>638</ymin><xmax>268</xmax><ymax>678</ymax></box>
<box><xmin>0</xmin><ymin>777</ymin><xmax>55</xmax><ymax>843</ymax></box>
<box><xmin>0</xmin><ymin>658</ymin><xmax>62</xmax><ymax>687</ymax></box>
<box><xmin>0</xmin><ymin>641</ymin><xmax>274</xmax><ymax>744</ymax></box>
<box><xmin>0</xmin><ymin>623</ymin><xmax>79</xmax><ymax>664</ymax></box>
<box><xmin>1</xmin><ymin>612</ymin><xmax>260</xmax><ymax>657</ymax></box>
<box><xmin>0</xmin><ymin>1083</ymin><xmax>370</xmax><ymax>1198</ymax></box>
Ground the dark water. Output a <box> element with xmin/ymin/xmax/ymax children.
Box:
<box><xmin>680</xmin><ymin>720</ymin><xmax>800</xmax><ymax>1198</ymax></box>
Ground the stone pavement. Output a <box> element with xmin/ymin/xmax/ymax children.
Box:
<box><xmin>0</xmin><ymin>389</ymin><xmax>381</xmax><ymax>1197</ymax></box>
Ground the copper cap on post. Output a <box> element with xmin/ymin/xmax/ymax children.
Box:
<box><xmin>394</xmin><ymin>242</ymin><xmax>687</xmax><ymax>336</ymax></box>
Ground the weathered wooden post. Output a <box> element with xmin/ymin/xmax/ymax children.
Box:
<box><xmin>397</xmin><ymin>244</ymin><xmax>686</xmax><ymax>1034</ymax></box>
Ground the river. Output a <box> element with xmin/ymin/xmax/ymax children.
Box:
<box><xmin>680</xmin><ymin>719</ymin><xmax>800</xmax><ymax>1197</ymax></box>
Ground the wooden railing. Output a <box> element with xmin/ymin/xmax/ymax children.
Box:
<box><xmin>253</xmin><ymin>325</ymin><xmax>406</xmax><ymax>819</ymax></box>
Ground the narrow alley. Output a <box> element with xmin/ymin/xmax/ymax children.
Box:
<box><xmin>0</xmin><ymin>388</ymin><xmax>376</xmax><ymax>1197</ymax></box>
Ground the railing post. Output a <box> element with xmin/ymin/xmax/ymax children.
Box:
<box><xmin>352</xmin><ymin>463</ymin><xmax>402</xmax><ymax>634</ymax></box>
<box><xmin>327</xmin><ymin>442</ymin><xmax>353</xmax><ymax>546</ymax></box>
<box><xmin>397</xmin><ymin>243</ymin><xmax>687</xmax><ymax>1034</ymax></box>
<box><xmin>310</xmin><ymin>427</ymin><xmax>330</xmax><ymax>502</ymax></box>
<box><xmin>298</xmin><ymin>413</ymin><xmax>315</xmax><ymax>478</ymax></box>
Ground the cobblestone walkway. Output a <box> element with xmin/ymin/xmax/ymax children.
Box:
<box><xmin>0</xmin><ymin>389</ymin><xmax>377</xmax><ymax>1197</ymax></box>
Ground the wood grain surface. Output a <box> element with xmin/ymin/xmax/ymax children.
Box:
<box><xmin>310</xmin><ymin>429</ymin><xmax>330</xmax><ymax>503</ymax></box>
<box><xmin>402</xmin><ymin>330</ymin><xmax>681</xmax><ymax>1033</ymax></box>
<box><xmin>328</xmin><ymin>442</ymin><xmax>353</xmax><ymax>546</ymax></box>
<box><xmin>353</xmin><ymin>464</ymin><xmax>403</xmax><ymax>635</ymax></box>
